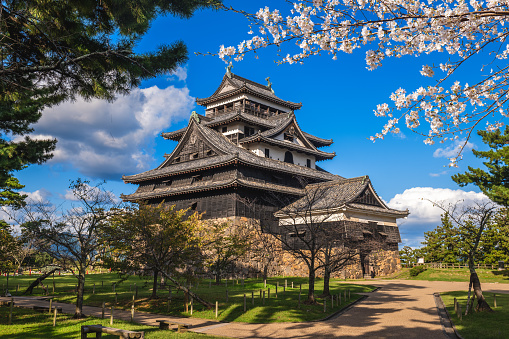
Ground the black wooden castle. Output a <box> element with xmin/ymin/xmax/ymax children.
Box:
<box><xmin>121</xmin><ymin>69</ymin><xmax>408</xmax><ymax>276</ymax></box>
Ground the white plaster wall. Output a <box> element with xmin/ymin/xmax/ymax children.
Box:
<box><xmin>278</xmin><ymin>211</ymin><xmax>398</xmax><ymax>227</ymax></box>
<box><xmin>242</xmin><ymin>142</ymin><xmax>315</xmax><ymax>168</ymax></box>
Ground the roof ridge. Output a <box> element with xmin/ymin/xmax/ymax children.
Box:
<box><xmin>232</xmin><ymin>73</ymin><xmax>270</xmax><ymax>90</ymax></box>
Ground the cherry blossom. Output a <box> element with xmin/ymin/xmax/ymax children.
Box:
<box><xmin>216</xmin><ymin>0</ymin><xmax>509</xmax><ymax>164</ymax></box>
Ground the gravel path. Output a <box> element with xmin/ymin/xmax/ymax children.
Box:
<box><xmin>3</xmin><ymin>279</ymin><xmax>509</xmax><ymax>338</ymax></box>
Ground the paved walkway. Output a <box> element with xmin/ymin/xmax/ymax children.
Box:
<box><xmin>3</xmin><ymin>279</ymin><xmax>509</xmax><ymax>338</ymax></box>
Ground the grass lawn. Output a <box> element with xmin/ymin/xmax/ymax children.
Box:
<box><xmin>0</xmin><ymin>306</ymin><xmax>226</xmax><ymax>338</ymax></box>
<box><xmin>441</xmin><ymin>291</ymin><xmax>509</xmax><ymax>339</ymax></box>
<box><xmin>0</xmin><ymin>273</ymin><xmax>374</xmax><ymax>323</ymax></box>
<box><xmin>396</xmin><ymin>268</ymin><xmax>509</xmax><ymax>283</ymax></box>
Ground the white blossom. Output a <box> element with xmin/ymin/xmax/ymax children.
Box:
<box><xmin>216</xmin><ymin>0</ymin><xmax>509</xmax><ymax>165</ymax></box>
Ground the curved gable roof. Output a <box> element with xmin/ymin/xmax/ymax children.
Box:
<box><xmin>196</xmin><ymin>73</ymin><xmax>302</xmax><ymax>110</ymax></box>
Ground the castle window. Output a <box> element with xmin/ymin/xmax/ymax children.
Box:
<box><xmin>162</xmin><ymin>179</ymin><xmax>172</xmax><ymax>187</ymax></box>
<box><xmin>289</xmin><ymin>231</ymin><xmax>306</xmax><ymax>238</ymax></box>
<box><xmin>174</xmin><ymin>157</ymin><xmax>181</xmax><ymax>163</ymax></box>
<box><xmin>265</xmin><ymin>148</ymin><xmax>270</xmax><ymax>158</ymax></box>
<box><xmin>206</xmin><ymin>149</ymin><xmax>214</xmax><ymax>156</ymax></box>
<box><xmin>190</xmin><ymin>202</ymin><xmax>198</xmax><ymax>210</ymax></box>
<box><xmin>244</xmin><ymin>126</ymin><xmax>255</xmax><ymax>137</ymax></box>
<box><xmin>192</xmin><ymin>175</ymin><xmax>202</xmax><ymax>183</ymax></box>
<box><xmin>306</xmin><ymin>159</ymin><xmax>311</xmax><ymax>168</ymax></box>
<box><xmin>222</xmin><ymin>126</ymin><xmax>227</xmax><ymax>133</ymax></box>
<box><xmin>284</xmin><ymin>151</ymin><xmax>294</xmax><ymax>164</ymax></box>
<box><xmin>191</xmin><ymin>152</ymin><xmax>199</xmax><ymax>159</ymax></box>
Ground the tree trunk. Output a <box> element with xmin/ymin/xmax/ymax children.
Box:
<box><xmin>306</xmin><ymin>262</ymin><xmax>316</xmax><ymax>304</ymax></box>
<box><xmin>321</xmin><ymin>267</ymin><xmax>331</xmax><ymax>297</ymax></box>
<box><xmin>215</xmin><ymin>272</ymin><xmax>221</xmax><ymax>284</ymax></box>
<box><xmin>263</xmin><ymin>264</ymin><xmax>268</xmax><ymax>280</ymax></box>
<box><xmin>74</xmin><ymin>272</ymin><xmax>85</xmax><ymax>318</ymax></box>
<box><xmin>23</xmin><ymin>268</ymin><xmax>59</xmax><ymax>295</ymax></box>
<box><xmin>151</xmin><ymin>269</ymin><xmax>159</xmax><ymax>299</ymax></box>
<box><xmin>471</xmin><ymin>271</ymin><xmax>493</xmax><ymax>312</ymax></box>
<box><xmin>160</xmin><ymin>270</ymin><xmax>213</xmax><ymax>309</ymax></box>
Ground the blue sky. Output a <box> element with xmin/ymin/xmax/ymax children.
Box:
<box><xmin>14</xmin><ymin>1</ymin><xmax>494</xmax><ymax>248</ymax></box>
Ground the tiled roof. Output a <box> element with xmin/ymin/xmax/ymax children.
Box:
<box><xmin>161</xmin><ymin>111</ymin><xmax>331</xmax><ymax>151</ymax></box>
<box><xmin>240</xmin><ymin>134</ymin><xmax>335</xmax><ymax>161</ymax></box>
<box><xmin>161</xmin><ymin>111</ymin><xmax>287</xmax><ymax>141</ymax></box>
<box><xmin>196</xmin><ymin>73</ymin><xmax>302</xmax><ymax>110</ymax></box>
<box><xmin>121</xmin><ymin>176</ymin><xmax>304</xmax><ymax>202</ymax></box>
<box><xmin>303</xmin><ymin>132</ymin><xmax>333</xmax><ymax>147</ymax></box>
<box><xmin>123</xmin><ymin>119</ymin><xmax>342</xmax><ymax>183</ymax></box>
<box><xmin>276</xmin><ymin>176</ymin><xmax>408</xmax><ymax>216</ymax></box>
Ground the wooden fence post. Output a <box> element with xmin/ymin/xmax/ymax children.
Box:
<box><xmin>102</xmin><ymin>302</ymin><xmax>105</xmax><ymax>319</ymax></box>
<box><xmin>252</xmin><ymin>291</ymin><xmax>254</xmax><ymax>306</ymax></box>
<box><xmin>53</xmin><ymin>307</ymin><xmax>57</xmax><ymax>327</ymax></box>
<box><xmin>110</xmin><ymin>306</ymin><xmax>114</xmax><ymax>325</ymax></box>
<box><xmin>215</xmin><ymin>301</ymin><xmax>218</xmax><ymax>318</ymax></box>
<box><xmin>244</xmin><ymin>294</ymin><xmax>246</xmax><ymax>313</ymax></box>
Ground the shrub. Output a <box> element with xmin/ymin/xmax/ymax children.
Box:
<box><xmin>409</xmin><ymin>265</ymin><xmax>427</xmax><ymax>277</ymax></box>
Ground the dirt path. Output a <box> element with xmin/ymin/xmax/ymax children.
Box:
<box><xmin>3</xmin><ymin>279</ymin><xmax>509</xmax><ymax>338</ymax></box>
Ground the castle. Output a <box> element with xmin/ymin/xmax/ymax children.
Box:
<box><xmin>121</xmin><ymin>69</ymin><xmax>408</xmax><ymax>278</ymax></box>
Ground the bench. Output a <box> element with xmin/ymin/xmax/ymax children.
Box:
<box><xmin>156</xmin><ymin>319</ymin><xmax>192</xmax><ymax>333</ymax></box>
<box><xmin>81</xmin><ymin>325</ymin><xmax>144</xmax><ymax>339</ymax></box>
<box><xmin>32</xmin><ymin>305</ymin><xmax>62</xmax><ymax>313</ymax></box>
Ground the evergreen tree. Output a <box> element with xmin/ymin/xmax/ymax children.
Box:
<box><xmin>421</xmin><ymin>213</ymin><xmax>462</xmax><ymax>263</ymax></box>
<box><xmin>0</xmin><ymin>0</ymin><xmax>221</xmax><ymax>208</ymax></box>
<box><xmin>480</xmin><ymin>208</ymin><xmax>509</xmax><ymax>265</ymax></box>
<box><xmin>452</xmin><ymin>127</ymin><xmax>509</xmax><ymax>206</ymax></box>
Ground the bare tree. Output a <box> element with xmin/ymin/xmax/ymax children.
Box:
<box><xmin>266</xmin><ymin>182</ymin><xmax>383</xmax><ymax>304</ymax></box>
<box><xmin>16</xmin><ymin>179</ymin><xmax>117</xmax><ymax>318</ymax></box>
<box><xmin>432</xmin><ymin>200</ymin><xmax>497</xmax><ymax>313</ymax></box>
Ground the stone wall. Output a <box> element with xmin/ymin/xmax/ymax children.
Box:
<box><xmin>204</xmin><ymin>217</ymin><xmax>401</xmax><ymax>279</ymax></box>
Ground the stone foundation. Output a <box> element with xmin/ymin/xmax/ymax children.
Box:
<box><xmin>206</xmin><ymin>218</ymin><xmax>401</xmax><ymax>279</ymax></box>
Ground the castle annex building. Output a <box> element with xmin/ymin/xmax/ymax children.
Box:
<box><xmin>121</xmin><ymin>69</ymin><xmax>409</xmax><ymax>278</ymax></box>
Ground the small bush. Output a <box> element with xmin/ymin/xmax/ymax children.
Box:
<box><xmin>409</xmin><ymin>265</ymin><xmax>427</xmax><ymax>277</ymax></box>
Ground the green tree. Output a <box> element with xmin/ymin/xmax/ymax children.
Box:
<box><xmin>103</xmin><ymin>203</ymin><xmax>213</xmax><ymax>308</ymax></box>
<box><xmin>399</xmin><ymin>246</ymin><xmax>423</xmax><ymax>267</ymax></box>
<box><xmin>421</xmin><ymin>213</ymin><xmax>462</xmax><ymax>264</ymax></box>
<box><xmin>204</xmin><ymin>221</ymin><xmax>251</xmax><ymax>284</ymax></box>
<box><xmin>0</xmin><ymin>0</ymin><xmax>221</xmax><ymax>208</ymax></box>
<box><xmin>453</xmin><ymin>127</ymin><xmax>509</xmax><ymax>206</ymax></box>
<box><xmin>0</xmin><ymin>222</ymin><xmax>17</xmax><ymax>273</ymax></box>
<box><xmin>480</xmin><ymin>208</ymin><xmax>509</xmax><ymax>265</ymax></box>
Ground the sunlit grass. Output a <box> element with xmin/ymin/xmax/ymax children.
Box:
<box><xmin>441</xmin><ymin>291</ymin><xmax>509</xmax><ymax>339</ymax></box>
<box><xmin>404</xmin><ymin>268</ymin><xmax>509</xmax><ymax>283</ymax></box>
<box><xmin>0</xmin><ymin>306</ymin><xmax>225</xmax><ymax>338</ymax></box>
<box><xmin>1</xmin><ymin>273</ymin><xmax>375</xmax><ymax>323</ymax></box>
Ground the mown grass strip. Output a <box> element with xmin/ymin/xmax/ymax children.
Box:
<box><xmin>1</xmin><ymin>274</ymin><xmax>375</xmax><ymax>323</ymax></box>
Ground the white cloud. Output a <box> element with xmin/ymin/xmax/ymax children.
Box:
<box><xmin>21</xmin><ymin>189</ymin><xmax>53</xmax><ymax>202</ymax></box>
<box><xmin>167</xmin><ymin>66</ymin><xmax>188</xmax><ymax>82</ymax></box>
<box><xmin>429</xmin><ymin>170</ymin><xmax>448</xmax><ymax>177</ymax></box>
<box><xmin>28</xmin><ymin>85</ymin><xmax>194</xmax><ymax>179</ymax></box>
<box><xmin>433</xmin><ymin>139</ymin><xmax>475</xmax><ymax>158</ymax></box>
<box><xmin>387</xmin><ymin>187</ymin><xmax>490</xmax><ymax>247</ymax></box>
<box><xmin>62</xmin><ymin>183</ymin><xmax>119</xmax><ymax>203</ymax></box>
